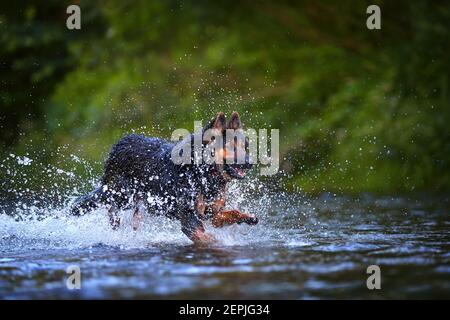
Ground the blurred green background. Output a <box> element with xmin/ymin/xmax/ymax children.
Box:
<box><xmin>0</xmin><ymin>0</ymin><xmax>449</xmax><ymax>195</ymax></box>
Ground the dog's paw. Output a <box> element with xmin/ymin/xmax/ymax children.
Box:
<box><xmin>244</xmin><ymin>215</ymin><xmax>258</xmax><ymax>225</ymax></box>
<box><xmin>192</xmin><ymin>230</ymin><xmax>217</xmax><ymax>245</ymax></box>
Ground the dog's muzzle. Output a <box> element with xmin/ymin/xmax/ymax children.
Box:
<box><xmin>224</xmin><ymin>155</ymin><xmax>253</xmax><ymax>179</ymax></box>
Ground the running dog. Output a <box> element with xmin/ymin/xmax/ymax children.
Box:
<box><xmin>70</xmin><ymin>112</ymin><xmax>258</xmax><ymax>243</ymax></box>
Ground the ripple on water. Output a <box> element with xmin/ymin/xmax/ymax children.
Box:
<box><xmin>0</xmin><ymin>192</ymin><xmax>449</xmax><ymax>299</ymax></box>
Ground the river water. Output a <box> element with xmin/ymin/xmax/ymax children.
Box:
<box><xmin>0</xmin><ymin>190</ymin><xmax>448</xmax><ymax>299</ymax></box>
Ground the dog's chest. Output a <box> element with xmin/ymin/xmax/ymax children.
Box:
<box><xmin>196</xmin><ymin>193</ymin><xmax>225</xmax><ymax>219</ymax></box>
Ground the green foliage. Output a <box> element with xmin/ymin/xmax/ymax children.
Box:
<box><xmin>1</xmin><ymin>0</ymin><xmax>449</xmax><ymax>193</ymax></box>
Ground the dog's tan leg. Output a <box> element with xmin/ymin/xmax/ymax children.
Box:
<box><xmin>108</xmin><ymin>206</ymin><xmax>120</xmax><ymax>230</ymax></box>
<box><xmin>212</xmin><ymin>210</ymin><xmax>258</xmax><ymax>228</ymax></box>
<box><xmin>190</xmin><ymin>228</ymin><xmax>216</xmax><ymax>244</ymax></box>
<box><xmin>180</xmin><ymin>210</ymin><xmax>216</xmax><ymax>244</ymax></box>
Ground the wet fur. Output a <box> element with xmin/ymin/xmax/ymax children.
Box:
<box><xmin>70</xmin><ymin>112</ymin><xmax>257</xmax><ymax>243</ymax></box>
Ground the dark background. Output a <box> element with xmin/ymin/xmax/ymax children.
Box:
<box><xmin>0</xmin><ymin>0</ymin><xmax>449</xmax><ymax>195</ymax></box>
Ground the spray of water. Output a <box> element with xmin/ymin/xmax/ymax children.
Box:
<box><xmin>0</xmin><ymin>148</ymin><xmax>313</xmax><ymax>250</ymax></box>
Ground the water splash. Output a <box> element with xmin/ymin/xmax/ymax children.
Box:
<box><xmin>0</xmin><ymin>150</ymin><xmax>311</xmax><ymax>250</ymax></box>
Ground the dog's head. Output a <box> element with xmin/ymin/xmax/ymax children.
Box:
<box><xmin>202</xmin><ymin>111</ymin><xmax>253</xmax><ymax>179</ymax></box>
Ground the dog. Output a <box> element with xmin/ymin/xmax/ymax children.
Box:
<box><xmin>70</xmin><ymin>111</ymin><xmax>258</xmax><ymax>243</ymax></box>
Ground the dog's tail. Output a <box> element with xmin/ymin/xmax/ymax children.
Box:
<box><xmin>70</xmin><ymin>187</ymin><xmax>105</xmax><ymax>216</ymax></box>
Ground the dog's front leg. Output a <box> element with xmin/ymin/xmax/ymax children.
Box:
<box><xmin>132</xmin><ymin>200</ymin><xmax>145</xmax><ymax>231</ymax></box>
<box><xmin>181</xmin><ymin>211</ymin><xmax>216</xmax><ymax>244</ymax></box>
<box><xmin>211</xmin><ymin>210</ymin><xmax>258</xmax><ymax>228</ymax></box>
<box><xmin>108</xmin><ymin>206</ymin><xmax>120</xmax><ymax>230</ymax></box>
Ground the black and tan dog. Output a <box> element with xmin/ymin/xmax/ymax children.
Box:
<box><xmin>70</xmin><ymin>112</ymin><xmax>258</xmax><ymax>243</ymax></box>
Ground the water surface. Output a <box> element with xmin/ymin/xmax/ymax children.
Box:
<box><xmin>1</xmin><ymin>193</ymin><xmax>449</xmax><ymax>299</ymax></box>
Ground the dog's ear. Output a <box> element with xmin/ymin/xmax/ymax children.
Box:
<box><xmin>204</xmin><ymin>112</ymin><xmax>226</xmax><ymax>133</ymax></box>
<box><xmin>228</xmin><ymin>111</ymin><xmax>241</xmax><ymax>130</ymax></box>
<box><xmin>214</xmin><ymin>112</ymin><xmax>226</xmax><ymax>131</ymax></box>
